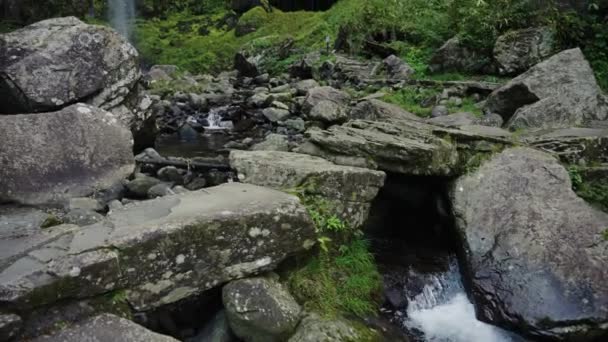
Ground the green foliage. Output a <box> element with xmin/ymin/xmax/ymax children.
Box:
<box><xmin>569</xmin><ymin>165</ymin><xmax>608</xmax><ymax>212</ymax></box>
<box><xmin>553</xmin><ymin>5</ymin><xmax>608</xmax><ymax>90</ymax></box>
<box><xmin>286</xmin><ymin>238</ymin><xmax>383</xmax><ymax>318</ymax></box>
<box><xmin>603</xmin><ymin>229</ymin><xmax>608</xmax><ymax>241</ymax></box>
<box><xmin>382</xmin><ymin>86</ymin><xmax>482</xmax><ymax>118</ymax></box>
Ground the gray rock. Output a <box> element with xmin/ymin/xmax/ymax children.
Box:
<box><xmin>429</xmin><ymin>37</ymin><xmax>491</xmax><ymax>74</ymax></box>
<box><xmin>146</xmin><ymin>65</ymin><xmax>179</xmax><ymax>83</ymax></box>
<box><xmin>451</xmin><ymin>147</ymin><xmax>608</xmax><ymax>340</ymax></box>
<box><xmin>494</xmin><ymin>27</ymin><xmax>556</xmax><ymax>75</ymax></box>
<box><xmin>172</xmin><ymin>186</ymin><xmax>190</xmax><ymax>195</ymax></box>
<box><xmin>0</xmin><ymin>206</ymin><xmax>51</xmax><ymax>239</ymax></box>
<box><xmin>223</xmin><ymin>276</ymin><xmax>301</xmax><ymax>342</ymax></box>
<box><xmin>32</xmin><ymin>314</ymin><xmax>178</xmax><ymax>342</ymax></box>
<box><xmin>271</xmin><ymin>101</ymin><xmax>289</xmax><ymax>110</ymax></box>
<box><xmin>230</xmin><ymin>150</ymin><xmax>385</xmax><ymax>229</ymax></box>
<box><xmin>0</xmin><ymin>17</ymin><xmax>140</xmax><ymax>114</ymax></box>
<box><xmin>287</xmin><ymin>314</ymin><xmax>359</xmax><ymax>342</ymax></box>
<box><xmin>270</xmin><ymin>84</ymin><xmax>291</xmax><ymax>93</ymax></box>
<box><xmin>302</xmin><ymin>86</ymin><xmax>351</xmax><ymax>115</ymax></box>
<box><xmin>0</xmin><ymin>183</ymin><xmax>315</xmax><ymax>311</ymax></box>
<box><xmin>427</xmin><ymin>112</ymin><xmax>479</xmax><ymax>127</ymax></box>
<box><xmin>283</xmin><ymin>118</ymin><xmax>306</xmax><ymax>132</ymax></box>
<box><xmin>308</xmin><ymin>100</ymin><xmax>348</xmax><ymax>124</ymax></box>
<box><xmin>108</xmin><ymin>200</ymin><xmax>123</xmax><ymax>212</ymax></box>
<box><xmin>248</xmin><ymin>93</ymin><xmax>271</xmax><ymax>108</ymax></box>
<box><xmin>485</xmin><ymin>48</ymin><xmax>608</xmax><ymax>130</ymax></box>
<box><xmin>157</xmin><ymin>166</ymin><xmax>184</xmax><ymax>185</ymax></box>
<box><xmin>383</xmin><ymin>55</ymin><xmax>415</xmax><ymax>80</ymax></box>
<box><xmin>251</xmin><ymin>134</ymin><xmax>290</xmax><ymax>152</ymax></box>
<box><xmin>523</xmin><ymin>127</ymin><xmax>608</xmax><ymax>165</ymax></box>
<box><xmin>262</xmin><ymin>108</ymin><xmax>291</xmax><ymax>123</ymax></box>
<box><xmin>299</xmin><ymin>119</ymin><xmax>513</xmax><ymax>176</ymax></box>
<box><xmin>0</xmin><ymin>104</ymin><xmax>134</xmax><ymax>206</ymax></box>
<box><xmin>351</xmin><ymin>99</ymin><xmax>419</xmax><ymax>121</ymax></box>
<box><xmin>126</xmin><ymin>175</ymin><xmax>162</xmax><ymax>199</ymax></box>
<box><xmin>64</xmin><ymin>209</ymin><xmax>104</xmax><ymax>226</ymax></box>
<box><xmin>293</xmin><ymin>79</ymin><xmax>319</xmax><ymax>96</ymax></box>
<box><xmin>0</xmin><ymin>313</ymin><xmax>21</xmax><ymax>341</ymax></box>
<box><xmin>431</xmin><ymin>105</ymin><xmax>449</xmax><ymax>118</ymax></box>
<box><xmin>147</xmin><ymin>183</ymin><xmax>175</xmax><ymax>198</ymax></box>
<box><xmin>67</xmin><ymin>198</ymin><xmax>104</xmax><ymax>213</ymax></box>
<box><xmin>478</xmin><ymin>113</ymin><xmax>504</xmax><ymax>128</ymax></box>
<box><xmin>188</xmin><ymin>310</ymin><xmax>235</xmax><ymax>342</ymax></box>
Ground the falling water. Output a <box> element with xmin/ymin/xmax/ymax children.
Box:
<box><xmin>401</xmin><ymin>258</ymin><xmax>520</xmax><ymax>342</ymax></box>
<box><xmin>108</xmin><ymin>0</ymin><xmax>136</xmax><ymax>40</ymax></box>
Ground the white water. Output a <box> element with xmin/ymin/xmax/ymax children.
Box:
<box><xmin>108</xmin><ymin>0</ymin><xmax>136</xmax><ymax>40</ymax></box>
<box><xmin>403</xmin><ymin>259</ymin><xmax>516</xmax><ymax>342</ymax></box>
<box><xmin>205</xmin><ymin>106</ymin><xmax>231</xmax><ymax>130</ymax></box>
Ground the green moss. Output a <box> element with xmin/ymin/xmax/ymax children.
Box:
<box><xmin>381</xmin><ymin>86</ymin><xmax>482</xmax><ymax>118</ymax></box>
<box><xmin>90</xmin><ymin>290</ymin><xmax>133</xmax><ymax>320</ymax></box>
<box><xmin>41</xmin><ymin>214</ymin><xmax>63</xmax><ymax>229</ymax></box>
<box><xmin>286</xmin><ymin>238</ymin><xmax>383</xmax><ymax>318</ymax></box>
<box><xmin>602</xmin><ymin>229</ymin><xmax>608</xmax><ymax>241</ymax></box>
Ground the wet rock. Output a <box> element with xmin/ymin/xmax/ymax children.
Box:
<box><xmin>32</xmin><ymin>314</ymin><xmax>178</xmax><ymax>342</ymax></box>
<box><xmin>0</xmin><ymin>313</ymin><xmax>22</xmax><ymax>341</ymax></box>
<box><xmin>0</xmin><ymin>17</ymin><xmax>140</xmax><ymax>114</ymax></box>
<box><xmin>287</xmin><ymin>314</ymin><xmax>359</xmax><ymax>342</ymax></box>
<box><xmin>494</xmin><ymin>27</ymin><xmax>556</xmax><ymax>75</ymax></box>
<box><xmin>251</xmin><ymin>134</ymin><xmax>290</xmax><ymax>152</ymax></box>
<box><xmin>223</xmin><ymin>276</ymin><xmax>301</xmax><ymax>342</ymax></box>
<box><xmin>431</xmin><ymin>105</ymin><xmax>449</xmax><ymax>118</ymax></box>
<box><xmin>451</xmin><ymin>147</ymin><xmax>608</xmax><ymax>340</ymax></box>
<box><xmin>157</xmin><ymin>166</ymin><xmax>184</xmax><ymax>185</ymax></box>
<box><xmin>230</xmin><ymin>150</ymin><xmax>385</xmax><ymax>229</ymax></box>
<box><xmin>429</xmin><ymin>37</ymin><xmax>491</xmax><ymax>74</ymax></box>
<box><xmin>185</xmin><ymin>177</ymin><xmax>207</xmax><ymax>191</ymax></box>
<box><xmin>0</xmin><ymin>206</ymin><xmax>53</xmax><ymax>238</ymax></box>
<box><xmin>351</xmin><ymin>99</ymin><xmax>419</xmax><ymax>122</ymax></box>
<box><xmin>262</xmin><ymin>108</ymin><xmax>291</xmax><ymax>123</ymax></box>
<box><xmin>0</xmin><ymin>183</ymin><xmax>315</xmax><ymax>312</ymax></box>
<box><xmin>0</xmin><ymin>104</ymin><xmax>134</xmax><ymax>206</ymax></box>
<box><xmin>64</xmin><ymin>209</ymin><xmax>104</xmax><ymax>226</ymax></box>
<box><xmin>147</xmin><ymin>183</ymin><xmax>175</xmax><ymax>198</ymax></box>
<box><xmin>126</xmin><ymin>175</ymin><xmax>163</xmax><ymax>199</ymax></box>
<box><xmin>485</xmin><ymin>48</ymin><xmax>608</xmax><ymax>130</ymax></box>
<box><xmin>383</xmin><ymin>55</ymin><xmax>415</xmax><ymax>80</ymax></box>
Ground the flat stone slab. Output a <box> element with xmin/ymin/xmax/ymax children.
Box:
<box><xmin>523</xmin><ymin>127</ymin><xmax>608</xmax><ymax>164</ymax></box>
<box><xmin>299</xmin><ymin>119</ymin><xmax>513</xmax><ymax>176</ymax></box>
<box><xmin>230</xmin><ymin>150</ymin><xmax>385</xmax><ymax>228</ymax></box>
<box><xmin>32</xmin><ymin>314</ymin><xmax>178</xmax><ymax>342</ymax></box>
<box><xmin>0</xmin><ymin>183</ymin><xmax>315</xmax><ymax>312</ymax></box>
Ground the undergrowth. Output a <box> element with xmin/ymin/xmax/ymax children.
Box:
<box><xmin>382</xmin><ymin>87</ymin><xmax>482</xmax><ymax>118</ymax></box>
<box><xmin>568</xmin><ymin>165</ymin><xmax>608</xmax><ymax>213</ymax></box>
<box><xmin>283</xmin><ymin>187</ymin><xmax>382</xmax><ymax>318</ymax></box>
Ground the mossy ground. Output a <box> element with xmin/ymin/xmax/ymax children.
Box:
<box><xmin>568</xmin><ymin>166</ymin><xmax>608</xmax><ymax>213</ymax></box>
<box><xmin>381</xmin><ymin>87</ymin><xmax>482</xmax><ymax>118</ymax></box>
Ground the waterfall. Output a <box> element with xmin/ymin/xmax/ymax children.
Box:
<box><xmin>108</xmin><ymin>0</ymin><xmax>136</xmax><ymax>40</ymax></box>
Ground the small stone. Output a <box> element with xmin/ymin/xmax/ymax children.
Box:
<box><xmin>148</xmin><ymin>183</ymin><xmax>175</xmax><ymax>198</ymax></box>
<box><xmin>262</xmin><ymin>108</ymin><xmax>291</xmax><ymax>123</ymax></box>
<box><xmin>283</xmin><ymin>118</ymin><xmax>306</xmax><ymax>132</ymax></box>
<box><xmin>126</xmin><ymin>176</ymin><xmax>162</xmax><ymax>199</ymax></box>
<box><xmin>431</xmin><ymin>105</ymin><xmax>449</xmax><ymax>118</ymax></box>
<box><xmin>108</xmin><ymin>200</ymin><xmax>123</xmax><ymax>211</ymax></box>
<box><xmin>157</xmin><ymin>166</ymin><xmax>185</xmax><ymax>185</ymax></box>
<box><xmin>68</xmin><ymin>197</ymin><xmax>104</xmax><ymax>213</ymax></box>
<box><xmin>40</xmin><ymin>214</ymin><xmax>64</xmax><ymax>229</ymax></box>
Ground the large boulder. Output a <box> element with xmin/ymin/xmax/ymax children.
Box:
<box><xmin>485</xmin><ymin>48</ymin><xmax>608</xmax><ymax>130</ymax></box>
<box><xmin>382</xmin><ymin>55</ymin><xmax>415</xmax><ymax>80</ymax></box>
<box><xmin>223</xmin><ymin>276</ymin><xmax>301</xmax><ymax>342</ymax></box>
<box><xmin>303</xmin><ymin>86</ymin><xmax>351</xmax><ymax>124</ymax></box>
<box><xmin>0</xmin><ymin>103</ymin><xmax>134</xmax><ymax>205</ymax></box>
<box><xmin>298</xmin><ymin>119</ymin><xmax>513</xmax><ymax>176</ymax></box>
<box><xmin>32</xmin><ymin>314</ymin><xmax>178</xmax><ymax>342</ymax></box>
<box><xmin>429</xmin><ymin>37</ymin><xmax>492</xmax><ymax>74</ymax></box>
<box><xmin>288</xmin><ymin>314</ymin><xmax>360</xmax><ymax>342</ymax></box>
<box><xmin>0</xmin><ymin>17</ymin><xmax>140</xmax><ymax>114</ymax></box>
<box><xmin>523</xmin><ymin>127</ymin><xmax>608</xmax><ymax>165</ymax></box>
<box><xmin>350</xmin><ymin>99</ymin><xmax>419</xmax><ymax>122</ymax></box>
<box><xmin>0</xmin><ymin>183</ymin><xmax>315</xmax><ymax>312</ymax></box>
<box><xmin>230</xmin><ymin>150</ymin><xmax>385</xmax><ymax>229</ymax></box>
<box><xmin>494</xmin><ymin>27</ymin><xmax>556</xmax><ymax>75</ymax></box>
<box><xmin>451</xmin><ymin>147</ymin><xmax>608</xmax><ymax>340</ymax></box>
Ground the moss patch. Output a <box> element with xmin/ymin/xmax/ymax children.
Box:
<box><xmin>382</xmin><ymin>86</ymin><xmax>482</xmax><ymax>118</ymax></box>
<box><xmin>568</xmin><ymin>166</ymin><xmax>608</xmax><ymax>213</ymax></box>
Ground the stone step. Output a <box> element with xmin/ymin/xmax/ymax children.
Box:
<box><xmin>0</xmin><ymin>183</ymin><xmax>315</xmax><ymax>314</ymax></box>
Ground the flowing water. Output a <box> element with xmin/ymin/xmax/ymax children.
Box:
<box><xmin>108</xmin><ymin>0</ymin><xmax>136</xmax><ymax>40</ymax></box>
<box><xmin>395</xmin><ymin>257</ymin><xmax>521</xmax><ymax>342</ymax></box>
